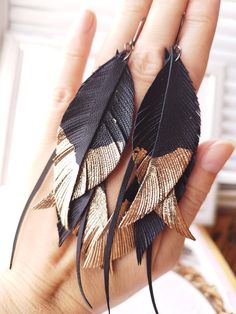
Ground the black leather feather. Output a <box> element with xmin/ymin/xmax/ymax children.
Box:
<box><xmin>132</xmin><ymin>49</ymin><xmax>171</xmax><ymax>155</ymax></box>
<box><xmin>103</xmin><ymin>47</ymin><xmax>200</xmax><ymax>314</ymax></box>
<box><xmin>132</xmin><ymin>47</ymin><xmax>200</xmax><ymax>314</ymax></box>
<box><xmin>119</xmin><ymin>47</ymin><xmax>200</xmax><ymax>236</ymax></box>
<box><xmin>152</xmin><ymin>50</ymin><xmax>200</xmax><ymax>158</ymax></box>
<box><xmin>132</xmin><ymin>47</ymin><xmax>200</xmax><ymax>263</ymax></box>
<box><xmin>109</xmin><ymin>52</ymin><xmax>172</xmax><ymax>266</ymax></box>
<box><xmin>134</xmin><ymin>212</ymin><xmax>165</xmax><ymax>265</ymax></box>
<box><xmin>53</xmin><ymin>50</ymin><xmax>135</xmax><ymax>229</ymax></box>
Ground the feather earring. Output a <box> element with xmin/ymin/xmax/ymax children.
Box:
<box><xmin>37</xmin><ymin>48</ymin><xmax>135</xmax><ymax>229</ymax></box>
<box><xmin>9</xmin><ymin>47</ymin><xmax>135</xmax><ymax>266</ymax></box>
<box><xmin>103</xmin><ymin>46</ymin><xmax>200</xmax><ymax>313</ymax></box>
<box><xmin>9</xmin><ymin>18</ymin><xmax>146</xmax><ymax>310</ymax></box>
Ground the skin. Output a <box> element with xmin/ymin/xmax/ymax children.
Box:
<box><xmin>0</xmin><ymin>0</ymin><xmax>235</xmax><ymax>313</ymax></box>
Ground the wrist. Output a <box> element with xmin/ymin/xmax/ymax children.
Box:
<box><xmin>0</xmin><ymin>271</ymin><xmax>15</xmax><ymax>313</ymax></box>
<box><xmin>0</xmin><ymin>268</ymin><xmax>46</xmax><ymax>313</ymax></box>
<box><xmin>0</xmin><ymin>267</ymin><xmax>92</xmax><ymax>314</ymax></box>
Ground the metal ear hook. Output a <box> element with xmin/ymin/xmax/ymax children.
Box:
<box><xmin>174</xmin><ymin>45</ymin><xmax>182</xmax><ymax>62</ymax></box>
<box><xmin>174</xmin><ymin>12</ymin><xmax>185</xmax><ymax>62</ymax></box>
<box><xmin>123</xmin><ymin>18</ymin><xmax>146</xmax><ymax>60</ymax></box>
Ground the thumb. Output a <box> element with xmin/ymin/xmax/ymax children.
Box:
<box><xmin>153</xmin><ymin>139</ymin><xmax>235</xmax><ymax>272</ymax></box>
<box><xmin>179</xmin><ymin>139</ymin><xmax>235</xmax><ymax>226</ymax></box>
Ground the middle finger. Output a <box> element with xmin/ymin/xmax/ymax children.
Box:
<box><xmin>95</xmin><ymin>0</ymin><xmax>152</xmax><ymax>67</ymax></box>
<box><xmin>130</xmin><ymin>0</ymin><xmax>189</xmax><ymax>104</ymax></box>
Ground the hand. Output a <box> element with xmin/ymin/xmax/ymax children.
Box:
<box><xmin>1</xmin><ymin>1</ymin><xmax>234</xmax><ymax>313</ymax></box>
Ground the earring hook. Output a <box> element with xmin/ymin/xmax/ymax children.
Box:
<box><xmin>174</xmin><ymin>13</ymin><xmax>185</xmax><ymax>62</ymax></box>
<box><xmin>124</xmin><ymin>18</ymin><xmax>146</xmax><ymax>60</ymax></box>
<box><xmin>174</xmin><ymin>45</ymin><xmax>182</xmax><ymax>62</ymax></box>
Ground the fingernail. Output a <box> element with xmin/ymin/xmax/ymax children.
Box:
<box><xmin>77</xmin><ymin>10</ymin><xmax>94</xmax><ymax>33</ymax></box>
<box><xmin>201</xmin><ymin>140</ymin><xmax>235</xmax><ymax>173</ymax></box>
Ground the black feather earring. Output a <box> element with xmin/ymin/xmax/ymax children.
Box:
<box><xmin>9</xmin><ymin>18</ymin><xmax>146</xmax><ymax>309</ymax></box>
<box><xmin>103</xmin><ymin>46</ymin><xmax>200</xmax><ymax>313</ymax></box>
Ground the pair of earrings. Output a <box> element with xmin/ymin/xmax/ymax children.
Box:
<box><xmin>10</xmin><ymin>18</ymin><xmax>200</xmax><ymax>314</ymax></box>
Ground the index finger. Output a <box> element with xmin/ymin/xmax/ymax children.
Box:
<box><xmin>47</xmin><ymin>10</ymin><xmax>96</xmax><ymax>143</ymax></box>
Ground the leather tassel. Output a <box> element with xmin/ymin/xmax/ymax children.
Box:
<box><xmin>76</xmin><ymin>207</ymin><xmax>92</xmax><ymax>308</ymax></box>
<box><xmin>146</xmin><ymin>244</ymin><xmax>159</xmax><ymax>314</ymax></box>
<box><xmin>104</xmin><ymin>159</ymin><xmax>135</xmax><ymax>313</ymax></box>
<box><xmin>9</xmin><ymin>150</ymin><xmax>56</xmax><ymax>269</ymax></box>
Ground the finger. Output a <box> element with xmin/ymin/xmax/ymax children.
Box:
<box><xmin>27</xmin><ymin>10</ymin><xmax>96</xmax><ymax>190</ymax></box>
<box><xmin>153</xmin><ymin>140</ymin><xmax>235</xmax><ymax>274</ymax></box>
<box><xmin>179</xmin><ymin>140</ymin><xmax>234</xmax><ymax>226</ymax></box>
<box><xmin>46</xmin><ymin>10</ymin><xmax>96</xmax><ymax>143</ymax></box>
<box><xmin>96</xmin><ymin>1</ymin><xmax>152</xmax><ymax>209</ymax></box>
<box><xmin>95</xmin><ymin>0</ymin><xmax>152</xmax><ymax>67</ymax></box>
<box><xmin>179</xmin><ymin>0</ymin><xmax>221</xmax><ymax>90</ymax></box>
<box><xmin>129</xmin><ymin>0</ymin><xmax>188</xmax><ymax>104</ymax></box>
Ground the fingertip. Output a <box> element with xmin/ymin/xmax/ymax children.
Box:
<box><xmin>49</xmin><ymin>10</ymin><xmax>97</xmax><ymax>139</ymax></box>
<box><xmin>64</xmin><ymin>9</ymin><xmax>96</xmax><ymax>58</ymax></box>
<box><xmin>201</xmin><ymin>140</ymin><xmax>235</xmax><ymax>174</ymax></box>
<box><xmin>178</xmin><ymin>0</ymin><xmax>221</xmax><ymax>90</ymax></box>
<box><xmin>73</xmin><ymin>9</ymin><xmax>97</xmax><ymax>35</ymax></box>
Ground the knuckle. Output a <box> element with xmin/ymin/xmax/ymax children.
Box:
<box><xmin>129</xmin><ymin>49</ymin><xmax>163</xmax><ymax>85</ymax></box>
<box><xmin>65</xmin><ymin>49</ymin><xmax>87</xmax><ymax>61</ymax></box>
<box><xmin>185</xmin><ymin>12</ymin><xmax>212</xmax><ymax>26</ymax></box>
<box><xmin>120</xmin><ymin>0</ymin><xmax>151</xmax><ymax>16</ymax></box>
<box><xmin>183</xmin><ymin>183</ymin><xmax>207</xmax><ymax>212</ymax></box>
<box><xmin>52</xmin><ymin>86</ymin><xmax>76</xmax><ymax>108</ymax></box>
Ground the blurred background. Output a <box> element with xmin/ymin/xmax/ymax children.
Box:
<box><xmin>0</xmin><ymin>0</ymin><xmax>235</xmax><ymax>313</ymax></box>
